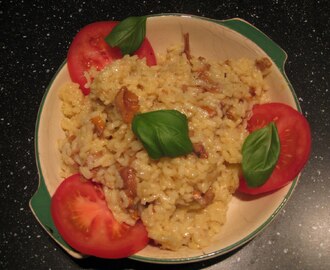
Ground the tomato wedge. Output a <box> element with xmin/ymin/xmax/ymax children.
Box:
<box><xmin>50</xmin><ymin>174</ymin><xmax>149</xmax><ymax>258</ymax></box>
<box><xmin>67</xmin><ymin>21</ymin><xmax>157</xmax><ymax>95</ymax></box>
<box><xmin>238</xmin><ymin>103</ymin><xmax>311</xmax><ymax>195</ymax></box>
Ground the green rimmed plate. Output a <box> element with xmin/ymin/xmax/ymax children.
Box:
<box><xmin>30</xmin><ymin>14</ymin><xmax>300</xmax><ymax>264</ymax></box>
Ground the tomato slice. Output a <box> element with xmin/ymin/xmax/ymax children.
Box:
<box><xmin>50</xmin><ymin>174</ymin><xmax>148</xmax><ymax>258</ymax></box>
<box><xmin>67</xmin><ymin>21</ymin><xmax>157</xmax><ymax>95</ymax></box>
<box><xmin>238</xmin><ymin>102</ymin><xmax>311</xmax><ymax>195</ymax></box>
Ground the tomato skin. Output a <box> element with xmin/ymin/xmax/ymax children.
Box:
<box><xmin>238</xmin><ymin>103</ymin><xmax>311</xmax><ymax>195</ymax></box>
<box><xmin>51</xmin><ymin>174</ymin><xmax>149</xmax><ymax>258</ymax></box>
<box><xmin>67</xmin><ymin>21</ymin><xmax>157</xmax><ymax>95</ymax></box>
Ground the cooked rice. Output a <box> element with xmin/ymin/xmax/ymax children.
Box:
<box><xmin>58</xmin><ymin>44</ymin><xmax>270</xmax><ymax>250</ymax></box>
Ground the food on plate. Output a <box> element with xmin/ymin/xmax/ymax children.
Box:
<box><xmin>58</xmin><ymin>32</ymin><xmax>272</xmax><ymax>252</ymax></box>
<box><xmin>51</xmin><ymin>174</ymin><xmax>149</xmax><ymax>258</ymax></box>
<box><xmin>51</xmin><ymin>17</ymin><xmax>311</xmax><ymax>258</ymax></box>
<box><xmin>238</xmin><ymin>102</ymin><xmax>311</xmax><ymax>195</ymax></box>
<box><xmin>67</xmin><ymin>21</ymin><xmax>156</xmax><ymax>95</ymax></box>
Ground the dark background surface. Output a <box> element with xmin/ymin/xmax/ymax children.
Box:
<box><xmin>1</xmin><ymin>0</ymin><xmax>329</xmax><ymax>269</ymax></box>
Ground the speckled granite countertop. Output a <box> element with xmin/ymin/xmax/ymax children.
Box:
<box><xmin>1</xmin><ymin>0</ymin><xmax>329</xmax><ymax>269</ymax></box>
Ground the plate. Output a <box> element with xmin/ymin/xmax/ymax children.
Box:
<box><xmin>30</xmin><ymin>14</ymin><xmax>300</xmax><ymax>264</ymax></box>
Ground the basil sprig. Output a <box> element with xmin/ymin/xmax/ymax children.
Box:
<box><xmin>105</xmin><ymin>16</ymin><xmax>147</xmax><ymax>55</ymax></box>
<box><xmin>132</xmin><ymin>110</ymin><xmax>194</xmax><ymax>159</ymax></box>
<box><xmin>242</xmin><ymin>122</ymin><xmax>280</xmax><ymax>187</ymax></box>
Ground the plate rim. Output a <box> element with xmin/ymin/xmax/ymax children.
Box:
<box><xmin>30</xmin><ymin>13</ymin><xmax>301</xmax><ymax>264</ymax></box>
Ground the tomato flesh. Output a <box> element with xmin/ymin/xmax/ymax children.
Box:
<box><xmin>238</xmin><ymin>102</ymin><xmax>311</xmax><ymax>195</ymax></box>
<box><xmin>67</xmin><ymin>21</ymin><xmax>156</xmax><ymax>95</ymax></box>
<box><xmin>51</xmin><ymin>174</ymin><xmax>149</xmax><ymax>258</ymax></box>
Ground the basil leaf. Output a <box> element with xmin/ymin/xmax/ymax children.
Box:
<box><xmin>105</xmin><ymin>16</ymin><xmax>147</xmax><ymax>55</ymax></box>
<box><xmin>132</xmin><ymin>110</ymin><xmax>194</xmax><ymax>159</ymax></box>
<box><xmin>242</xmin><ymin>122</ymin><xmax>280</xmax><ymax>187</ymax></box>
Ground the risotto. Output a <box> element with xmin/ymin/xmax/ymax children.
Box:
<box><xmin>58</xmin><ymin>43</ymin><xmax>271</xmax><ymax>250</ymax></box>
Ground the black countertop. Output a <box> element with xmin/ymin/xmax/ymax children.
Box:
<box><xmin>1</xmin><ymin>0</ymin><xmax>329</xmax><ymax>269</ymax></box>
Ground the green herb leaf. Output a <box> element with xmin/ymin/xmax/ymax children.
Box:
<box><xmin>105</xmin><ymin>16</ymin><xmax>147</xmax><ymax>55</ymax></box>
<box><xmin>132</xmin><ymin>110</ymin><xmax>194</xmax><ymax>159</ymax></box>
<box><xmin>242</xmin><ymin>122</ymin><xmax>280</xmax><ymax>187</ymax></box>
